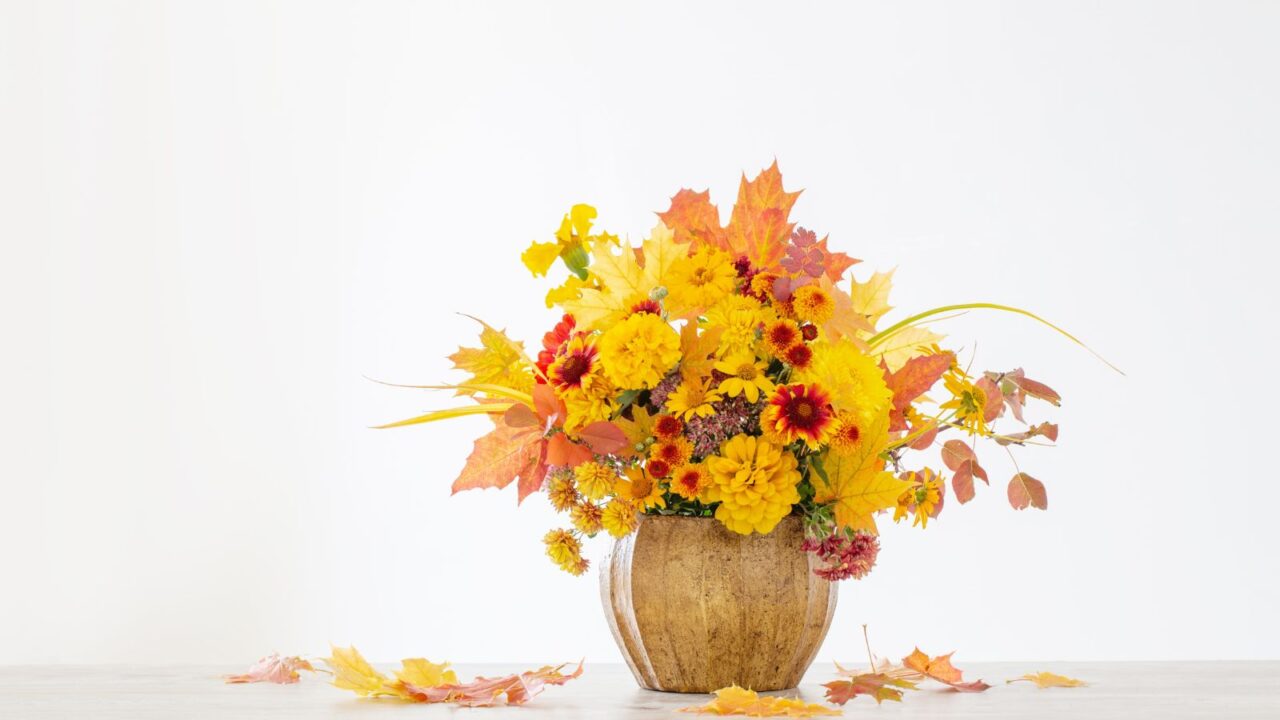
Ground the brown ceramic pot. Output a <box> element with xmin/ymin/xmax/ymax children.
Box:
<box><xmin>600</xmin><ymin>514</ymin><xmax>837</xmax><ymax>693</ymax></box>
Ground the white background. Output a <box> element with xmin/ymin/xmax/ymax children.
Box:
<box><xmin>2</xmin><ymin>0</ymin><xmax>1277</xmax><ymax>666</ymax></box>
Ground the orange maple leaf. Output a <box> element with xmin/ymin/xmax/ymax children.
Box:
<box><xmin>658</xmin><ymin>188</ymin><xmax>726</xmax><ymax>248</ymax></box>
<box><xmin>901</xmin><ymin>648</ymin><xmax>990</xmax><ymax>692</ymax></box>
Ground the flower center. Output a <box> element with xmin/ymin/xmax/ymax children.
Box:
<box><xmin>735</xmin><ymin>364</ymin><xmax>757</xmax><ymax>380</ymax></box>
<box><xmin>557</xmin><ymin>355</ymin><xmax>589</xmax><ymax>385</ymax></box>
<box><xmin>691</xmin><ymin>267</ymin><xmax>712</xmax><ymax>285</ymax></box>
<box><xmin>795</xmin><ymin>401</ymin><xmax>814</xmax><ymax>419</ymax></box>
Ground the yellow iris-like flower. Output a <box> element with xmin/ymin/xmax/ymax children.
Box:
<box><xmin>706</xmin><ymin>295</ymin><xmax>772</xmax><ymax>357</ymax></box>
<box><xmin>601</xmin><ymin>499</ymin><xmax>640</xmax><ymax>538</ymax></box>
<box><xmin>522</xmin><ymin>204</ymin><xmax>597</xmax><ymax>277</ymax></box>
<box><xmin>666</xmin><ymin>246</ymin><xmax>737</xmax><ymax>313</ymax></box>
<box><xmin>615</xmin><ymin>466</ymin><xmax>666</xmax><ymax>510</ymax></box>
<box><xmin>665</xmin><ymin>377</ymin><xmax>723</xmax><ymax>420</ymax></box>
<box><xmin>574</xmin><ymin>462</ymin><xmax>617</xmax><ymax>501</ymax></box>
<box><xmin>704</xmin><ymin>434</ymin><xmax>802</xmax><ymax>535</ymax></box>
<box><xmin>598</xmin><ymin>313</ymin><xmax>681</xmax><ymax>389</ymax></box>
<box><xmin>794</xmin><ymin>339</ymin><xmax>892</xmax><ymax>422</ymax></box>
<box><xmin>543</xmin><ymin>528</ymin><xmax>587</xmax><ymax>575</ymax></box>
<box><xmin>713</xmin><ymin>353</ymin><xmax>775</xmax><ymax>403</ymax></box>
<box><xmin>894</xmin><ymin>469</ymin><xmax>943</xmax><ymax>528</ymax></box>
<box><xmin>940</xmin><ymin>371</ymin><xmax>989</xmax><ymax>436</ymax></box>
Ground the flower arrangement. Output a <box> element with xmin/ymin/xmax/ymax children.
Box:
<box><xmin>381</xmin><ymin>163</ymin><xmax>1105</xmax><ymax>581</ymax></box>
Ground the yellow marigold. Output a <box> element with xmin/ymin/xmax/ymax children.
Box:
<box><xmin>570</xmin><ymin>501</ymin><xmax>604</xmax><ymax>535</ymax></box>
<box><xmin>616</xmin><ymin>467</ymin><xmax>666</xmax><ymax>510</ymax></box>
<box><xmin>650</xmin><ymin>436</ymin><xmax>693</xmax><ymax>468</ymax></box>
<box><xmin>706</xmin><ymin>295</ymin><xmax>772</xmax><ymax>357</ymax></box>
<box><xmin>669</xmin><ymin>463</ymin><xmax>710</xmax><ymax>500</ymax></box>
<box><xmin>666</xmin><ymin>246</ymin><xmax>736</xmax><ymax>313</ymax></box>
<box><xmin>704</xmin><ymin>434</ymin><xmax>802</xmax><ymax>535</ymax></box>
<box><xmin>546</xmin><ymin>473</ymin><xmax>579</xmax><ymax>511</ymax></box>
<box><xmin>791</xmin><ymin>284</ymin><xmax>834</xmax><ymax>325</ymax></box>
<box><xmin>542</xmin><ymin>528</ymin><xmax>587</xmax><ymax>575</ymax></box>
<box><xmin>601</xmin><ymin>499</ymin><xmax>640</xmax><ymax>538</ymax></box>
<box><xmin>794</xmin><ymin>339</ymin><xmax>893</xmax><ymax>423</ymax></box>
<box><xmin>598</xmin><ymin>313</ymin><xmax>681</xmax><ymax>389</ymax></box>
<box><xmin>762</xmin><ymin>318</ymin><xmax>802</xmax><ymax>358</ymax></box>
<box><xmin>665</xmin><ymin>377</ymin><xmax>722</xmax><ymax>420</ymax></box>
<box><xmin>714</xmin><ymin>353</ymin><xmax>776</xmax><ymax>403</ymax></box>
<box><xmin>894</xmin><ymin>469</ymin><xmax>943</xmax><ymax>528</ymax></box>
<box><xmin>573</xmin><ymin>461</ymin><xmax>617</xmax><ymax>501</ymax></box>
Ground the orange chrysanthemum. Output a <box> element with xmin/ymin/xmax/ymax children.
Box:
<box><xmin>547</xmin><ymin>335</ymin><xmax>598</xmax><ymax>391</ymax></box>
<box><xmin>828</xmin><ymin>410</ymin><xmax>866</xmax><ymax>455</ymax></box>
<box><xmin>570</xmin><ymin>501</ymin><xmax>604</xmax><ymax>535</ymax></box>
<box><xmin>670</xmin><ymin>463</ymin><xmax>710</xmax><ymax>500</ymax></box>
<box><xmin>783</xmin><ymin>342</ymin><xmax>814</xmax><ymax>371</ymax></box>
<box><xmin>791</xmin><ymin>285</ymin><xmax>834</xmax><ymax>325</ymax></box>
<box><xmin>653</xmin><ymin>414</ymin><xmax>684</xmax><ymax>440</ymax></box>
<box><xmin>762</xmin><ymin>383</ymin><xmax>835</xmax><ymax>448</ymax></box>
<box><xmin>763</xmin><ymin>318</ymin><xmax>802</xmax><ymax>357</ymax></box>
<box><xmin>650</xmin><ymin>436</ymin><xmax>693</xmax><ymax>468</ymax></box>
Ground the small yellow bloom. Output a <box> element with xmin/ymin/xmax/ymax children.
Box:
<box><xmin>546</xmin><ymin>473</ymin><xmax>579</xmax><ymax>512</ymax></box>
<box><xmin>542</xmin><ymin>528</ymin><xmax>587</xmax><ymax>575</ymax></box>
<box><xmin>665</xmin><ymin>377</ymin><xmax>723</xmax><ymax>420</ymax></box>
<box><xmin>574</xmin><ymin>462</ymin><xmax>617</xmax><ymax>501</ymax></box>
<box><xmin>705</xmin><ymin>294</ymin><xmax>772</xmax><ymax>357</ymax></box>
<box><xmin>570</xmin><ymin>501</ymin><xmax>604</xmax><ymax>535</ymax></box>
<box><xmin>598</xmin><ymin>313</ymin><xmax>681</xmax><ymax>390</ymax></box>
<box><xmin>601</xmin><ymin>499</ymin><xmax>640</xmax><ymax>538</ymax></box>
<box><xmin>666</xmin><ymin>246</ymin><xmax>737</xmax><ymax>313</ymax></box>
<box><xmin>669</xmin><ymin>463</ymin><xmax>710</xmax><ymax>501</ymax></box>
<box><xmin>713</xmin><ymin>353</ymin><xmax>775</xmax><ymax>403</ymax></box>
<box><xmin>616</xmin><ymin>466</ymin><xmax>666</xmax><ymax>510</ymax></box>
<box><xmin>894</xmin><ymin>469</ymin><xmax>943</xmax><ymax>528</ymax></box>
<box><xmin>940</xmin><ymin>371</ymin><xmax>989</xmax><ymax>436</ymax></box>
<box><xmin>704</xmin><ymin>434</ymin><xmax>802</xmax><ymax>535</ymax></box>
<box><xmin>562</xmin><ymin>372</ymin><xmax>616</xmax><ymax>432</ymax></box>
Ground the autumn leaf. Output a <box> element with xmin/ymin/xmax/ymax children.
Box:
<box><xmin>451</xmin><ymin>417</ymin><xmax>544</xmax><ymax>500</ymax></box>
<box><xmin>615</xmin><ymin>405</ymin><xmax>654</xmax><ymax>450</ymax></box>
<box><xmin>641</xmin><ymin>221</ymin><xmax>685</xmax><ymax>290</ymax></box>
<box><xmin>940</xmin><ymin>440</ymin><xmax>989</xmax><ymax>505</ymax></box>
<box><xmin>658</xmin><ymin>188</ymin><xmax>726</xmax><ymax>249</ymax></box>
<box><xmin>813</xmin><ymin>413</ymin><xmax>910</xmax><ymax>534</ymax></box>
<box><xmin>817</xmin><ymin>275</ymin><xmax>874</xmax><ymax>343</ymax></box>
<box><xmin>883</xmin><ymin>352</ymin><xmax>954</xmax><ymax>431</ymax></box>
<box><xmin>824</xmin><ymin>672</ymin><xmax>917</xmax><ymax>705</ymax></box>
<box><xmin>902</xmin><ymin>648</ymin><xmax>991</xmax><ymax>692</ymax></box>
<box><xmin>873</xmin><ymin>325</ymin><xmax>945</xmax><ymax>372</ymax></box>
<box><xmin>679</xmin><ymin>685</ymin><xmax>840</xmax><ymax>717</ymax></box>
<box><xmin>324</xmin><ymin>646</ymin><xmax>391</xmax><ymax>697</ymax></box>
<box><xmin>562</xmin><ymin>239</ymin><xmax>647</xmax><ymax>331</ymax></box>
<box><xmin>994</xmin><ymin>421</ymin><xmax>1059</xmax><ymax>446</ymax></box>
<box><xmin>224</xmin><ymin>653</ymin><xmax>315</xmax><ymax>684</ymax></box>
<box><xmin>724</xmin><ymin>161</ymin><xmax>803</xmax><ymax>273</ymax></box>
<box><xmin>781</xmin><ymin>227</ymin><xmax>858</xmax><ymax>281</ymax></box>
<box><xmin>849</xmin><ymin>269</ymin><xmax>895</xmax><ymax>332</ymax></box>
<box><xmin>1008</xmin><ymin>672</ymin><xmax>1087</xmax><ymax>688</ymax></box>
<box><xmin>403</xmin><ymin>661</ymin><xmax>584</xmax><ymax>706</ymax></box>
<box><xmin>679</xmin><ymin>320</ymin><xmax>723</xmax><ymax>381</ymax></box>
<box><xmin>975</xmin><ymin>376</ymin><xmax>1005</xmax><ymax>422</ymax></box>
<box><xmin>448</xmin><ymin>318</ymin><xmax>537</xmax><ymax>392</ymax></box>
<box><xmin>1007</xmin><ymin>473</ymin><xmax>1048</xmax><ymax>510</ymax></box>
<box><xmin>577</xmin><ymin>420</ymin><xmax>628</xmax><ymax>454</ymax></box>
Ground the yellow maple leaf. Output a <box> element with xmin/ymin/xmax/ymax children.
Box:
<box><xmin>615</xmin><ymin>405</ymin><xmax>655</xmax><ymax>450</ymax></box>
<box><xmin>679</xmin><ymin>320</ymin><xmax>723</xmax><ymax>381</ymax></box>
<box><xmin>324</xmin><ymin>645</ymin><xmax>391</xmax><ymax>697</ymax></box>
<box><xmin>679</xmin><ymin>685</ymin><xmax>840</xmax><ymax>717</ymax></box>
<box><xmin>562</xmin><ymin>223</ymin><xmax>681</xmax><ymax>331</ymax></box>
<box><xmin>448</xmin><ymin>318</ymin><xmax>536</xmax><ymax>392</ymax></box>
<box><xmin>849</xmin><ymin>269</ymin><xmax>895</xmax><ymax>332</ymax></box>
<box><xmin>872</xmin><ymin>325</ymin><xmax>945</xmax><ymax>372</ymax></box>
<box><xmin>813</xmin><ymin>413</ymin><xmax>908</xmax><ymax>533</ymax></box>
<box><xmin>641</xmin><ymin>221</ymin><xmax>683</xmax><ymax>290</ymax></box>
<box><xmin>395</xmin><ymin>658</ymin><xmax>459</xmax><ymax>688</ymax></box>
<box><xmin>1007</xmin><ymin>672</ymin><xmax>1087</xmax><ymax>688</ymax></box>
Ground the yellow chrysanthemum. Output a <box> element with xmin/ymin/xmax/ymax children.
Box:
<box><xmin>794</xmin><ymin>339</ymin><xmax>892</xmax><ymax>423</ymax></box>
<box><xmin>713</xmin><ymin>353</ymin><xmax>776</xmax><ymax>403</ymax></box>
<box><xmin>791</xmin><ymin>284</ymin><xmax>834</xmax><ymax>325</ymax></box>
<box><xmin>601</xmin><ymin>499</ymin><xmax>640</xmax><ymax>538</ymax></box>
<box><xmin>704</xmin><ymin>434</ymin><xmax>802</xmax><ymax>535</ymax></box>
<box><xmin>665</xmin><ymin>377</ymin><xmax>723</xmax><ymax>420</ymax></box>
<box><xmin>666</xmin><ymin>246</ymin><xmax>736</xmax><ymax>313</ymax></box>
<box><xmin>616</xmin><ymin>467</ymin><xmax>666</xmax><ymax>510</ymax></box>
<box><xmin>650</xmin><ymin>436</ymin><xmax>694</xmax><ymax>468</ymax></box>
<box><xmin>546</xmin><ymin>473</ymin><xmax>579</xmax><ymax>511</ymax></box>
<box><xmin>562</xmin><ymin>371</ymin><xmax>616</xmax><ymax>432</ymax></box>
<box><xmin>706</xmin><ymin>295</ymin><xmax>772</xmax><ymax>357</ymax></box>
<box><xmin>570</xmin><ymin>501</ymin><xmax>604</xmax><ymax>535</ymax></box>
<box><xmin>543</xmin><ymin>528</ymin><xmax>587</xmax><ymax>575</ymax></box>
<box><xmin>598</xmin><ymin>313</ymin><xmax>681</xmax><ymax>390</ymax></box>
<box><xmin>574</xmin><ymin>462</ymin><xmax>617</xmax><ymax>501</ymax></box>
<box><xmin>894</xmin><ymin>469</ymin><xmax>943</xmax><ymax>528</ymax></box>
<box><xmin>940</xmin><ymin>371</ymin><xmax>990</xmax><ymax>436</ymax></box>
<box><xmin>669</xmin><ymin>463</ymin><xmax>710</xmax><ymax>501</ymax></box>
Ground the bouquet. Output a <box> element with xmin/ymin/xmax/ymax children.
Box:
<box><xmin>380</xmin><ymin>163</ymin><xmax>1102</xmax><ymax>582</ymax></box>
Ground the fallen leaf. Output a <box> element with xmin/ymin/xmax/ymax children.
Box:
<box><xmin>824</xmin><ymin>672</ymin><xmax>916</xmax><ymax>705</ymax></box>
<box><xmin>224</xmin><ymin>653</ymin><xmax>315</xmax><ymax>684</ymax></box>
<box><xmin>403</xmin><ymin>661</ymin><xmax>584</xmax><ymax>706</ymax></box>
<box><xmin>1007</xmin><ymin>472</ymin><xmax>1048</xmax><ymax>510</ymax></box>
<box><xmin>679</xmin><ymin>685</ymin><xmax>841</xmax><ymax>717</ymax></box>
<box><xmin>324</xmin><ymin>646</ymin><xmax>391</xmax><ymax>697</ymax></box>
<box><xmin>902</xmin><ymin>648</ymin><xmax>991</xmax><ymax>692</ymax></box>
<box><xmin>1007</xmin><ymin>672</ymin><xmax>1087</xmax><ymax>688</ymax></box>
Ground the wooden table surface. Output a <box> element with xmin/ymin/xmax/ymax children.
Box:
<box><xmin>2</xmin><ymin>661</ymin><xmax>1277</xmax><ymax>718</ymax></box>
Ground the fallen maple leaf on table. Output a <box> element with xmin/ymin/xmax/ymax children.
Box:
<box><xmin>224</xmin><ymin>653</ymin><xmax>316</xmax><ymax>684</ymax></box>
<box><xmin>1007</xmin><ymin>672</ymin><xmax>1087</xmax><ymax>688</ymax></box>
<box><xmin>322</xmin><ymin>645</ymin><xmax>582</xmax><ymax>706</ymax></box>
<box><xmin>678</xmin><ymin>685</ymin><xmax>841</xmax><ymax>717</ymax></box>
<box><xmin>823</xmin><ymin>669</ymin><xmax>917</xmax><ymax>705</ymax></box>
<box><xmin>901</xmin><ymin>648</ymin><xmax>991</xmax><ymax>692</ymax></box>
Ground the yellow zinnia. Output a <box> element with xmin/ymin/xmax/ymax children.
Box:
<box><xmin>666</xmin><ymin>246</ymin><xmax>736</xmax><ymax>313</ymax></box>
<box><xmin>598</xmin><ymin>313</ymin><xmax>681</xmax><ymax>390</ymax></box>
<box><xmin>704</xmin><ymin>434</ymin><xmax>802</xmax><ymax>535</ymax></box>
<box><xmin>713</xmin><ymin>353</ymin><xmax>775</xmax><ymax>403</ymax></box>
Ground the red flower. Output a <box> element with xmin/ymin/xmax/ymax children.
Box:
<box><xmin>548</xmin><ymin>335</ymin><xmax>598</xmax><ymax>391</ymax></box>
<box><xmin>762</xmin><ymin>383</ymin><xmax>834</xmax><ymax>447</ymax></box>
<box><xmin>653</xmin><ymin>414</ymin><xmax>684</xmax><ymax>440</ymax></box>
<box><xmin>535</xmin><ymin>314</ymin><xmax>576</xmax><ymax>381</ymax></box>
<box><xmin>784</xmin><ymin>343</ymin><xmax>813</xmax><ymax>370</ymax></box>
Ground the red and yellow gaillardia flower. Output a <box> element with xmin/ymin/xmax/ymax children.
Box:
<box><xmin>761</xmin><ymin>383</ymin><xmax>835</xmax><ymax>448</ymax></box>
